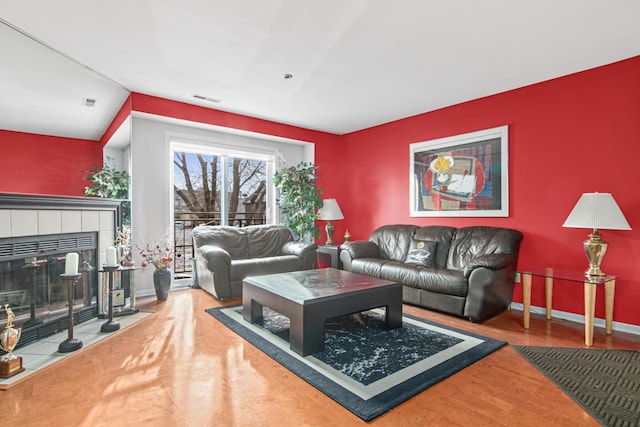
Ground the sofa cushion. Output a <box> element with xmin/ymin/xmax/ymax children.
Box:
<box><xmin>413</xmin><ymin>226</ymin><xmax>456</xmax><ymax>268</ymax></box>
<box><xmin>405</xmin><ymin>240</ymin><xmax>437</xmax><ymax>267</ymax></box>
<box><xmin>447</xmin><ymin>226</ymin><xmax>523</xmax><ymax>271</ymax></box>
<box><xmin>351</xmin><ymin>258</ymin><xmax>387</xmax><ymax>278</ymax></box>
<box><xmin>369</xmin><ymin>224</ymin><xmax>419</xmax><ymax>262</ymax></box>
<box><xmin>379</xmin><ymin>261</ymin><xmax>422</xmax><ymax>286</ymax></box>
<box><xmin>245</xmin><ymin>225</ymin><xmax>294</xmax><ymax>258</ymax></box>
<box><xmin>414</xmin><ymin>269</ymin><xmax>468</xmax><ymax>297</ymax></box>
<box><xmin>193</xmin><ymin>226</ymin><xmax>249</xmax><ymax>259</ymax></box>
<box><xmin>374</xmin><ymin>262</ymin><xmax>467</xmax><ymax>297</ymax></box>
<box><xmin>230</xmin><ymin>255</ymin><xmax>302</xmax><ymax>281</ymax></box>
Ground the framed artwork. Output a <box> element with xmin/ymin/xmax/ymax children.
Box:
<box><xmin>410</xmin><ymin>125</ymin><xmax>509</xmax><ymax>217</ymax></box>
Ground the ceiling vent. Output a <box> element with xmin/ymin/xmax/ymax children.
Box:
<box><xmin>192</xmin><ymin>94</ymin><xmax>222</xmax><ymax>104</ymax></box>
<box><xmin>82</xmin><ymin>97</ymin><xmax>96</xmax><ymax>107</ymax></box>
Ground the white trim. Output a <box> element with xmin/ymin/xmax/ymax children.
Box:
<box><xmin>510</xmin><ymin>303</ymin><xmax>640</xmax><ymax>336</ymax></box>
<box><xmin>170</xmin><ymin>132</ymin><xmax>279</xmax><ymax>161</ymax></box>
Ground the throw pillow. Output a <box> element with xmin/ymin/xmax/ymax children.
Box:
<box><xmin>405</xmin><ymin>240</ymin><xmax>437</xmax><ymax>267</ymax></box>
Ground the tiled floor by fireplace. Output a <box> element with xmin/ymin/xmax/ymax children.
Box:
<box><xmin>0</xmin><ymin>311</ymin><xmax>152</xmax><ymax>390</ymax></box>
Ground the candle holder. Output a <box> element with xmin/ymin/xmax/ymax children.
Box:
<box><xmin>58</xmin><ymin>273</ymin><xmax>83</xmax><ymax>353</ymax></box>
<box><xmin>115</xmin><ymin>267</ymin><xmax>139</xmax><ymax>316</ymax></box>
<box><xmin>22</xmin><ymin>260</ymin><xmax>46</xmax><ymax>328</ymax></box>
<box><xmin>100</xmin><ymin>266</ymin><xmax>121</xmax><ymax>333</ymax></box>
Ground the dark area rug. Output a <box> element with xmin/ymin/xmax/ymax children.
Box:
<box><xmin>513</xmin><ymin>346</ymin><xmax>640</xmax><ymax>427</ymax></box>
<box><xmin>207</xmin><ymin>305</ymin><xmax>506</xmax><ymax>421</ymax></box>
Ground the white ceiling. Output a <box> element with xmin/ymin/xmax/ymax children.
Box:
<box><xmin>1</xmin><ymin>1</ymin><xmax>639</xmax><ymax>140</ymax></box>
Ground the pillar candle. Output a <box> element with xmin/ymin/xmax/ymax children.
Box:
<box><xmin>106</xmin><ymin>247</ymin><xmax>118</xmax><ymax>267</ymax></box>
<box><xmin>65</xmin><ymin>252</ymin><xmax>79</xmax><ymax>275</ymax></box>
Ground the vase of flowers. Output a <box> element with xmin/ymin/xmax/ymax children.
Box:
<box><xmin>138</xmin><ymin>233</ymin><xmax>174</xmax><ymax>300</ymax></box>
<box><xmin>152</xmin><ymin>269</ymin><xmax>171</xmax><ymax>300</ymax></box>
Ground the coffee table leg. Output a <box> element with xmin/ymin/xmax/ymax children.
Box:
<box><xmin>385</xmin><ymin>299</ymin><xmax>403</xmax><ymax>329</ymax></box>
<box><xmin>290</xmin><ymin>308</ymin><xmax>325</xmax><ymax>357</ymax></box>
<box><xmin>242</xmin><ymin>298</ymin><xmax>264</xmax><ymax>324</ymax></box>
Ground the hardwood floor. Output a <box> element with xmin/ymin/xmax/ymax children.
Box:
<box><xmin>3</xmin><ymin>287</ymin><xmax>639</xmax><ymax>426</ymax></box>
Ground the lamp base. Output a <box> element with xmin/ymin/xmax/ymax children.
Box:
<box><xmin>325</xmin><ymin>221</ymin><xmax>336</xmax><ymax>245</ymax></box>
<box><xmin>583</xmin><ymin>229</ymin><xmax>608</xmax><ymax>278</ymax></box>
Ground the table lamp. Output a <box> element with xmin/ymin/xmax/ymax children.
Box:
<box><xmin>562</xmin><ymin>192</ymin><xmax>631</xmax><ymax>277</ymax></box>
<box><xmin>317</xmin><ymin>198</ymin><xmax>344</xmax><ymax>245</ymax></box>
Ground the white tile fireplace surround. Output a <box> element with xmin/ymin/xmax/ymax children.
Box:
<box><xmin>0</xmin><ymin>193</ymin><xmax>121</xmax><ymax>267</ymax></box>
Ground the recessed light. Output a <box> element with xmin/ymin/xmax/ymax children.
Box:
<box><xmin>283</xmin><ymin>73</ymin><xmax>293</xmax><ymax>80</ymax></box>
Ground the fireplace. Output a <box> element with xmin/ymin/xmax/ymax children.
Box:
<box><xmin>0</xmin><ymin>193</ymin><xmax>122</xmax><ymax>350</ymax></box>
<box><xmin>0</xmin><ymin>232</ymin><xmax>98</xmax><ymax>347</ymax></box>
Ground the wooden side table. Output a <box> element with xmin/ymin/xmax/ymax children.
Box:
<box><xmin>518</xmin><ymin>268</ymin><xmax>618</xmax><ymax>347</ymax></box>
<box><xmin>317</xmin><ymin>244</ymin><xmax>342</xmax><ymax>269</ymax></box>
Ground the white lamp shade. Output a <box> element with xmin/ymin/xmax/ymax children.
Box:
<box><xmin>563</xmin><ymin>192</ymin><xmax>631</xmax><ymax>230</ymax></box>
<box><xmin>318</xmin><ymin>198</ymin><xmax>344</xmax><ymax>221</ymax></box>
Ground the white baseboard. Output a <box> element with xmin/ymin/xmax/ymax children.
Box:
<box><xmin>510</xmin><ymin>303</ymin><xmax>640</xmax><ymax>337</ymax></box>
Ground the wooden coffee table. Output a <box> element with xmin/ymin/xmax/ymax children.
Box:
<box><xmin>242</xmin><ymin>268</ymin><xmax>402</xmax><ymax>356</ymax></box>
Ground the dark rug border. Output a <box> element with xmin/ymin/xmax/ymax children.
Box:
<box><xmin>207</xmin><ymin>305</ymin><xmax>507</xmax><ymax>421</ymax></box>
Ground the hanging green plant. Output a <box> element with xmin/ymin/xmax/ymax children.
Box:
<box><xmin>272</xmin><ymin>162</ymin><xmax>322</xmax><ymax>241</ymax></box>
<box><xmin>84</xmin><ymin>157</ymin><xmax>131</xmax><ymax>226</ymax></box>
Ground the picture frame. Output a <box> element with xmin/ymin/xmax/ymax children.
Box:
<box><xmin>410</xmin><ymin>125</ymin><xmax>509</xmax><ymax>217</ymax></box>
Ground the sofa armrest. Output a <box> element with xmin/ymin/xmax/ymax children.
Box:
<box><xmin>340</xmin><ymin>241</ymin><xmax>381</xmax><ymax>271</ymax></box>
<box><xmin>282</xmin><ymin>241</ymin><xmax>318</xmax><ymax>269</ymax></box>
<box><xmin>193</xmin><ymin>245</ymin><xmax>233</xmax><ymax>300</ymax></box>
<box><xmin>465</xmin><ymin>265</ymin><xmax>517</xmax><ymax>321</ymax></box>
<box><xmin>462</xmin><ymin>254</ymin><xmax>514</xmax><ymax>277</ymax></box>
<box><xmin>282</xmin><ymin>241</ymin><xmax>317</xmax><ymax>258</ymax></box>
<box><xmin>341</xmin><ymin>241</ymin><xmax>381</xmax><ymax>259</ymax></box>
<box><xmin>198</xmin><ymin>245</ymin><xmax>232</xmax><ymax>266</ymax></box>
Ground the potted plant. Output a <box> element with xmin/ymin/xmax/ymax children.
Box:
<box><xmin>137</xmin><ymin>233</ymin><xmax>174</xmax><ymax>300</ymax></box>
<box><xmin>84</xmin><ymin>157</ymin><xmax>131</xmax><ymax>226</ymax></box>
<box><xmin>272</xmin><ymin>162</ymin><xmax>322</xmax><ymax>241</ymax></box>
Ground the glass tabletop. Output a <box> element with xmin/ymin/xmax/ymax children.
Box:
<box><xmin>517</xmin><ymin>268</ymin><xmax>619</xmax><ymax>284</ymax></box>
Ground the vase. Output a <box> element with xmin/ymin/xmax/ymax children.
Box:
<box><xmin>153</xmin><ymin>269</ymin><xmax>172</xmax><ymax>300</ymax></box>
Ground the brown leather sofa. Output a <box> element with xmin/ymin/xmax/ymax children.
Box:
<box><xmin>340</xmin><ymin>224</ymin><xmax>523</xmax><ymax>322</ymax></box>
<box><xmin>193</xmin><ymin>225</ymin><xmax>317</xmax><ymax>301</ymax></box>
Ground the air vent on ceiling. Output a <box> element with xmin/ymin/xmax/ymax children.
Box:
<box><xmin>82</xmin><ymin>97</ymin><xmax>96</xmax><ymax>107</ymax></box>
<box><xmin>192</xmin><ymin>94</ymin><xmax>222</xmax><ymax>104</ymax></box>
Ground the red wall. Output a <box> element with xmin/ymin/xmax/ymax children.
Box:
<box><xmin>340</xmin><ymin>56</ymin><xmax>640</xmax><ymax>326</ymax></box>
<box><xmin>0</xmin><ymin>130</ymin><xmax>102</xmax><ymax>196</ymax></box>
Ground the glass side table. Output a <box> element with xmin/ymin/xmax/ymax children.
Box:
<box><xmin>517</xmin><ymin>268</ymin><xmax>618</xmax><ymax>346</ymax></box>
